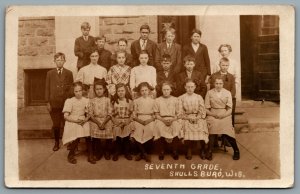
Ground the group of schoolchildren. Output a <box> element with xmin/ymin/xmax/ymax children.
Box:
<box><xmin>45</xmin><ymin>22</ymin><xmax>241</xmax><ymax>165</ymax></box>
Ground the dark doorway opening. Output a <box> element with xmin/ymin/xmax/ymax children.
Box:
<box><xmin>24</xmin><ymin>69</ymin><xmax>51</xmax><ymax>106</ymax></box>
<box><xmin>240</xmin><ymin>15</ymin><xmax>280</xmax><ymax>101</ymax></box>
<box><xmin>157</xmin><ymin>16</ymin><xmax>195</xmax><ymax>45</ymax></box>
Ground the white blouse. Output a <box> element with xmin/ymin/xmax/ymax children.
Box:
<box><xmin>130</xmin><ymin>65</ymin><xmax>157</xmax><ymax>90</ymax></box>
<box><xmin>76</xmin><ymin>63</ymin><xmax>107</xmax><ymax>85</ymax></box>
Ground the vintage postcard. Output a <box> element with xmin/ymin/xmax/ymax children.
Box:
<box><xmin>5</xmin><ymin>5</ymin><xmax>294</xmax><ymax>188</ymax></box>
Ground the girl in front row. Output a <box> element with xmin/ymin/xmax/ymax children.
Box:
<box><xmin>154</xmin><ymin>82</ymin><xmax>183</xmax><ymax>160</ymax></box>
<box><xmin>111</xmin><ymin>83</ymin><xmax>134</xmax><ymax>161</ymax></box>
<box><xmin>88</xmin><ymin>79</ymin><xmax>113</xmax><ymax>163</ymax></box>
<box><xmin>179</xmin><ymin>78</ymin><xmax>209</xmax><ymax>160</ymax></box>
<box><xmin>62</xmin><ymin>82</ymin><xmax>91</xmax><ymax>164</ymax></box>
<box><xmin>131</xmin><ymin>82</ymin><xmax>156</xmax><ymax>162</ymax></box>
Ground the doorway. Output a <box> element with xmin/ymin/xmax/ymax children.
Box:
<box><xmin>240</xmin><ymin>15</ymin><xmax>280</xmax><ymax>101</ymax></box>
<box><xmin>157</xmin><ymin>16</ymin><xmax>195</xmax><ymax>45</ymax></box>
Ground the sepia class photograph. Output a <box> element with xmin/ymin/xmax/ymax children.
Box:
<box><xmin>5</xmin><ymin>5</ymin><xmax>294</xmax><ymax>188</ymax></box>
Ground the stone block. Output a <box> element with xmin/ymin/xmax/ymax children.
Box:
<box><xmin>113</xmin><ymin>27</ymin><xmax>124</xmax><ymax>34</ymax></box>
<box><xmin>104</xmin><ymin>18</ymin><xmax>126</xmax><ymax>25</ymax></box>
<box><xmin>38</xmin><ymin>46</ymin><xmax>55</xmax><ymax>56</ymax></box>
<box><xmin>47</xmin><ymin>20</ymin><xmax>55</xmax><ymax>28</ymax></box>
<box><xmin>28</xmin><ymin>37</ymin><xmax>49</xmax><ymax>46</ymax></box>
<box><xmin>19</xmin><ymin>27</ymin><xmax>35</xmax><ymax>37</ymax></box>
<box><xmin>48</xmin><ymin>37</ymin><xmax>55</xmax><ymax>45</ymax></box>
<box><xmin>36</xmin><ymin>28</ymin><xmax>55</xmax><ymax>36</ymax></box>
<box><xmin>127</xmin><ymin>17</ymin><xmax>139</xmax><ymax>25</ymax></box>
<box><xmin>18</xmin><ymin>46</ymin><xmax>38</xmax><ymax>56</ymax></box>
<box><xmin>122</xmin><ymin>24</ymin><xmax>136</xmax><ymax>34</ymax></box>
<box><xmin>99</xmin><ymin>17</ymin><xmax>105</xmax><ymax>26</ymax></box>
<box><xmin>99</xmin><ymin>26</ymin><xmax>112</xmax><ymax>36</ymax></box>
<box><xmin>148</xmin><ymin>16</ymin><xmax>157</xmax><ymax>25</ymax></box>
<box><xmin>25</xmin><ymin>20</ymin><xmax>47</xmax><ymax>28</ymax></box>
<box><xmin>19</xmin><ymin>21</ymin><xmax>24</xmax><ymax>28</ymax></box>
<box><xmin>18</xmin><ymin>38</ymin><xmax>27</xmax><ymax>47</ymax></box>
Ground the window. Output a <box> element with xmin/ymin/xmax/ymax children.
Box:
<box><xmin>24</xmin><ymin>69</ymin><xmax>51</xmax><ymax>106</ymax></box>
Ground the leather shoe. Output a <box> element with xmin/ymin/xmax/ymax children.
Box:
<box><xmin>233</xmin><ymin>151</ymin><xmax>240</xmax><ymax>160</ymax></box>
<box><xmin>53</xmin><ymin>142</ymin><xmax>59</xmax><ymax>151</ymax></box>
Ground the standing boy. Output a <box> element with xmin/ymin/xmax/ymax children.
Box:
<box><xmin>111</xmin><ymin>38</ymin><xmax>133</xmax><ymax>67</ymax></box>
<box><xmin>130</xmin><ymin>24</ymin><xmax>157</xmax><ymax>67</ymax></box>
<box><xmin>176</xmin><ymin>55</ymin><xmax>207</xmax><ymax>98</ymax></box>
<box><xmin>182</xmin><ymin>29</ymin><xmax>211</xmax><ymax>84</ymax></box>
<box><xmin>95</xmin><ymin>35</ymin><xmax>112</xmax><ymax>71</ymax></box>
<box><xmin>74</xmin><ymin>22</ymin><xmax>96</xmax><ymax>70</ymax></box>
<box><xmin>210</xmin><ymin>57</ymin><xmax>236</xmax><ymax>125</ymax></box>
<box><xmin>45</xmin><ymin>52</ymin><xmax>74</xmax><ymax>151</ymax></box>
<box><xmin>156</xmin><ymin>54</ymin><xmax>176</xmax><ymax>97</ymax></box>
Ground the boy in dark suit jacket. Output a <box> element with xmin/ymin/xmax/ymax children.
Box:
<box><xmin>74</xmin><ymin>22</ymin><xmax>96</xmax><ymax>70</ymax></box>
<box><xmin>210</xmin><ymin>57</ymin><xmax>236</xmax><ymax>125</ymax></box>
<box><xmin>95</xmin><ymin>35</ymin><xmax>112</xmax><ymax>71</ymax></box>
<box><xmin>156</xmin><ymin>54</ymin><xmax>176</xmax><ymax>97</ymax></box>
<box><xmin>182</xmin><ymin>29</ymin><xmax>211</xmax><ymax>84</ymax></box>
<box><xmin>176</xmin><ymin>55</ymin><xmax>207</xmax><ymax>98</ymax></box>
<box><xmin>155</xmin><ymin>28</ymin><xmax>182</xmax><ymax>73</ymax></box>
<box><xmin>130</xmin><ymin>24</ymin><xmax>157</xmax><ymax>67</ymax></box>
<box><xmin>45</xmin><ymin>52</ymin><xmax>74</xmax><ymax>151</ymax></box>
<box><xmin>111</xmin><ymin>38</ymin><xmax>133</xmax><ymax>67</ymax></box>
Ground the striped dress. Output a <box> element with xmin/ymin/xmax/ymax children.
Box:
<box><xmin>88</xmin><ymin>96</ymin><xmax>113</xmax><ymax>139</ymax></box>
<box><xmin>153</xmin><ymin>96</ymin><xmax>183</xmax><ymax>140</ymax></box>
<box><xmin>106</xmin><ymin>64</ymin><xmax>131</xmax><ymax>96</ymax></box>
<box><xmin>178</xmin><ymin>93</ymin><xmax>209</xmax><ymax>143</ymax></box>
<box><xmin>112</xmin><ymin>99</ymin><xmax>134</xmax><ymax>138</ymax></box>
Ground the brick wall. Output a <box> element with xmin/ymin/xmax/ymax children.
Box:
<box><xmin>18</xmin><ymin>17</ymin><xmax>56</xmax><ymax>108</ymax></box>
<box><xmin>99</xmin><ymin>16</ymin><xmax>158</xmax><ymax>53</ymax></box>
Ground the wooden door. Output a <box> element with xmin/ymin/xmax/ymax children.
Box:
<box><xmin>240</xmin><ymin>15</ymin><xmax>280</xmax><ymax>101</ymax></box>
<box><xmin>157</xmin><ymin>16</ymin><xmax>195</xmax><ymax>45</ymax></box>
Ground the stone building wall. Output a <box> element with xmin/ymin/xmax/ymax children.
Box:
<box><xmin>18</xmin><ymin>17</ymin><xmax>55</xmax><ymax>108</ymax></box>
<box><xmin>99</xmin><ymin>16</ymin><xmax>158</xmax><ymax>53</ymax></box>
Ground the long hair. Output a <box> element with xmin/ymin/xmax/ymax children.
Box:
<box><xmin>93</xmin><ymin>80</ymin><xmax>108</xmax><ymax>97</ymax></box>
<box><xmin>111</xmin><ymin>83</ymin><xmax>132</xmax><ymax>105</ymax></box>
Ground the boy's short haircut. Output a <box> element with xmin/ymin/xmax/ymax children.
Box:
<box><xmin>54</xmin><ymin>52</ymin><xmax>66</xmax><ymax>61</ymax></box>
<box><xmin>81</xmin><ymin>22</ymin><xmax>91</xmax><ymax>30</ymax></box>
<box><xmin>161</xmin><ymin>54</ymin><xmax>172</xmax><ymax>63</ymax></box>
<box><xmin>219</xmin><ymin>57</ymin><xmax>230</xmax><ymax>65</ymax></box>
<box><xmin>165</xmin><ymin>28</ymin><xmax>176</xmax><ymax>35</ymax></box>
<box><xmin>139</xmin><ymin>50</ymin><xmax>149</xmax><ymax>56</ymax></box>
<box><xmin>118</xmin><ymin>38</ymin><xmax>128</xmax><ymax>45</ymax></box>
<box><xmin>140</xmin><ymin>24</ymin><xmax>151</xmax><ymax>32</ymax></box>
<box><xmin>190</xmin><ymin>28</ymin><xmax>202</xmax><ymax>37</ymax></box>
<box><xmin>95</xmin><ymin>35</ymin><xmax>106</xmax><ymax>42</ymax></box>
<box><xmin>183</xmin><ymin>55</ymin><xmax>196</xmax><ymax>64</ymax></box>
<box><xmin>218</xmin><ymin>44</ymin><xmax>232</xmax><ymax>53</ymax></box>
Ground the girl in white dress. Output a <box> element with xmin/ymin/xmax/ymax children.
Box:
<box><xmin>154</xmin><ymin>82</ymin><xmax>183</xmax><ymax>160</ymax></box>
<box><xmin>131</xmin><ymin>82</ymin><xmax>156</xmax><ymax>162</ymax></box>
<box><xmin>62</xmin><ymin>82</ymin><xmax>90</xmax><ymax>164</ymax></box>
